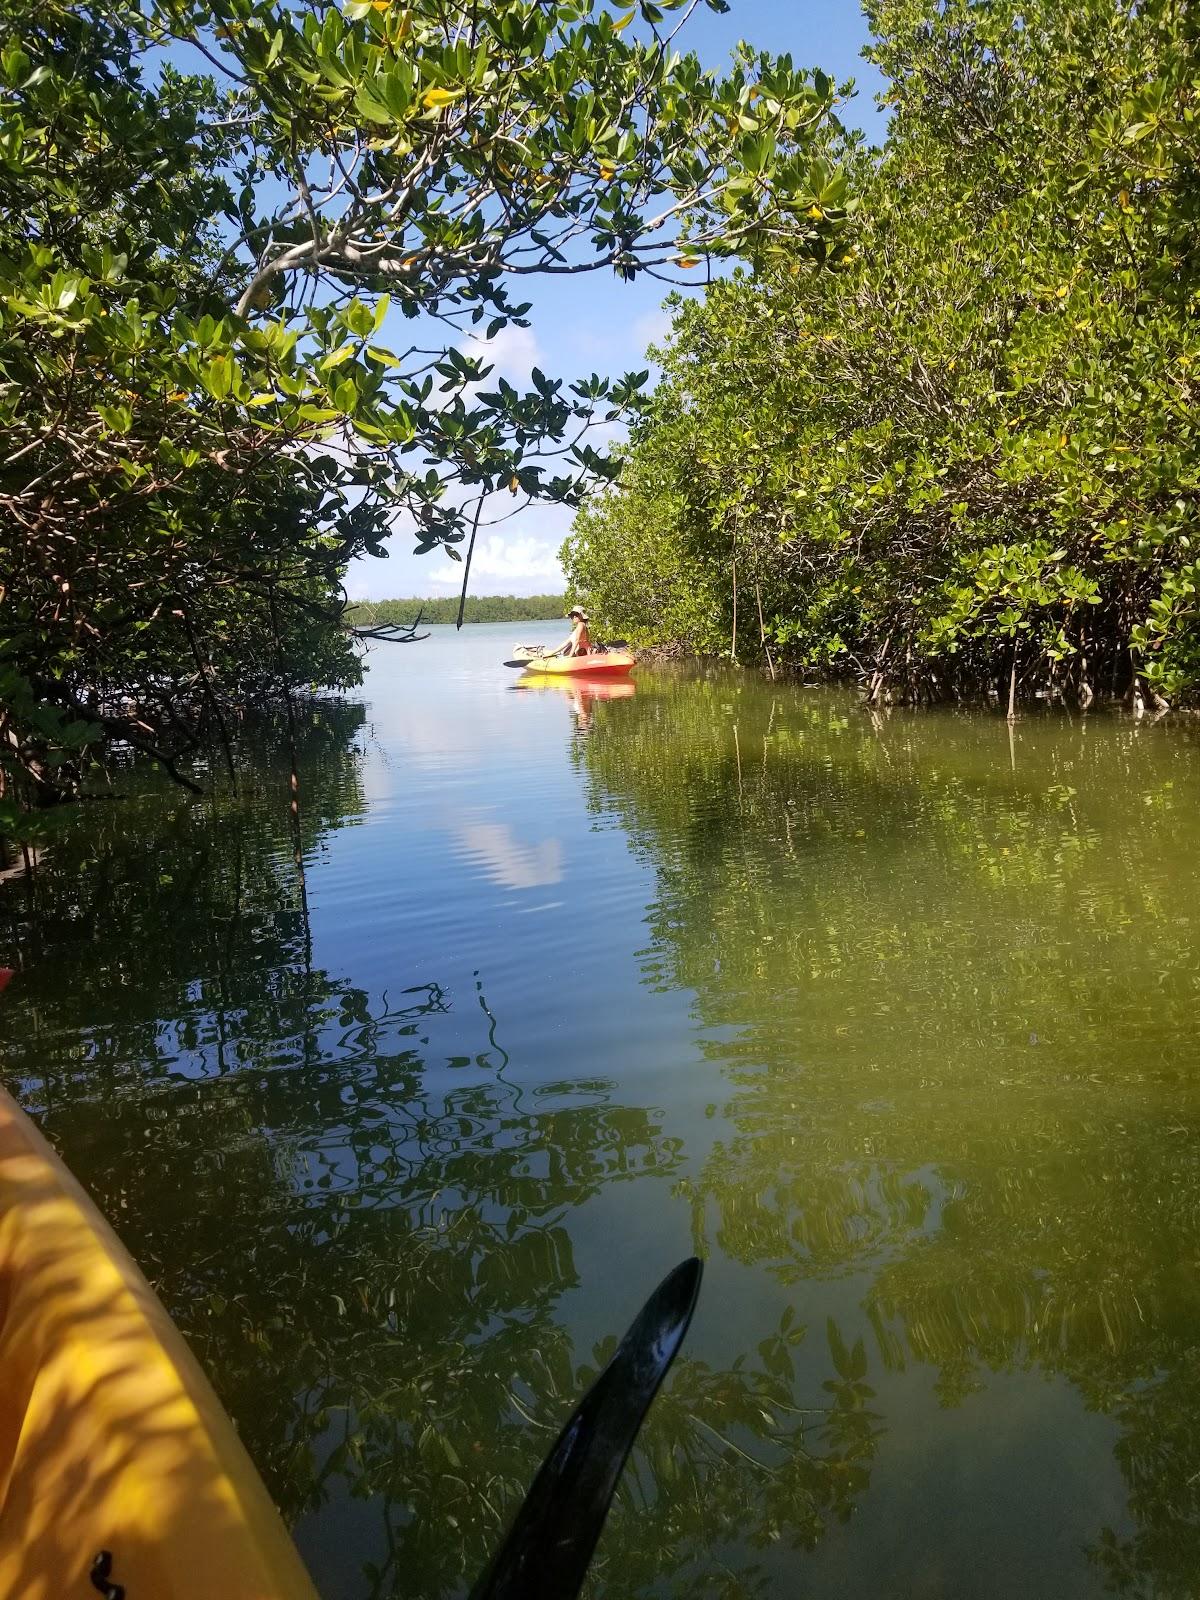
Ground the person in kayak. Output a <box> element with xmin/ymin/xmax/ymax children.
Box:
<box><xmin>547</xmin><ymin>606</ymin><xmax>592</xmax><ymax>658</ymax></box>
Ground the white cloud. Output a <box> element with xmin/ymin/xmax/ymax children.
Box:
<box><xmin>429</xmin><ymin>534</ymin><xmax>563</xmax><ymax>589</ymax></box>
<box><xmin>453</xmin><ymin>821</ymin><xmax>563</xmax><ymax>891</ymax></box>
<box><xmin>632</xmin><ymin>307</ymin><xmax>675</xmax><ymax>355</ymax></box>
<box><xmin>459</xmin><ymin>323</ymin><xmax>542</xmax><ymax>389</ymax></box>
<box><xmin>585</xmin><ymin>419</ymin><xmax>625</xmax><ymax>453</ymax></box>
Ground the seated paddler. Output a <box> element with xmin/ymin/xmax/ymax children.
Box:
<box><xmin>547</xmin><ymin>605</ymin><xmax>592</xmax><ymax>658</ymax></box>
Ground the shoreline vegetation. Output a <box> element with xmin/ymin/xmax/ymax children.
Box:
<box><xmin>3</xmin><ymin>0</ymin><xmax>849</xmax><ymax>841</ymax></box>
<box><xmin>563</xmin><ymin>0</ymin><xmax>1200</xmax><ymax>717</ymax></box>
<box><xmin>345</xmin><ymin>596</ymin><xmax>566</xmax><ymax>628</ymax></box>
<box><xmin>5</xmin><ymin>0</ymin><xmax>1199</xmax><ymax>862</ymax></box>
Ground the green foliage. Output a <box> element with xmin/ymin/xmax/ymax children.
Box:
<box><xmin>0</xmin><ymin>0</ymin><xmax>367</xmax><ymax>819</ymax></box>
<box><xmin>1</xmin><ymin>0</ymin><xmax>850</xmax><ymax>819</ymax></box>
<box><xmin>346</xmin><ymin>594</ymin><xmax>566</xmax><ymax>627</ymax></box>
<box><xmin>563</xmin><ymin>449</ymin><xmax>732</xmax><ymax>653</ymax></box>
<box><xmin>565</xmin><ymin>0</ymin><xmax>1200</xmax><ymax>707</ymax></box>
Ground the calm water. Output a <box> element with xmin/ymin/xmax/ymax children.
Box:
<box><xmin>4</xmin><ymin>623</ymin><xmax>1200</xmax><ymax>1599</ymax></box>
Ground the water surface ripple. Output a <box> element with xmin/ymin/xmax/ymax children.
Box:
<box><xmin>4</xmin><ymin>623</ymin><xmax>1200</xmax><ymax>1599</ymax></box>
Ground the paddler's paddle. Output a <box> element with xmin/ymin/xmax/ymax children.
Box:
<box><xmin>469</xmin><ymin>1255</ymin><xmax>703</xmax><ymax>1600</ymax></box>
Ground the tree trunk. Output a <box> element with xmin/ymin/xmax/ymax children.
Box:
<box><xmin>754</xmin><ymin>582</ymin><xmax>776</xmax><ymax>681</ymax></box>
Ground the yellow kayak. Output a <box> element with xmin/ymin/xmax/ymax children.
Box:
<box><xmin>520</xmin><ymin>650</ymin><xmax>636</xmax><ymax>678</ymax></box>
<box><xmin>0</xmin><ymin>1075</ymin><xmax>319</xmax><ymax>1600</ymax></box>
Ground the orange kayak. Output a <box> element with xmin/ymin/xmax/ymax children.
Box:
<box><xmin>516</xmin><ymin>677</ymin><xmax>635</xmax><ymax>702</ymax></box>
<box><xmin>520</xmin><ymin>651</ymin><xmax>635</xmax><ymax>678</ymax></box>
<box><xmin>0</xmin><ymin>1073</ymin><xmax>318</xmax><ymax>1600</ymax></box>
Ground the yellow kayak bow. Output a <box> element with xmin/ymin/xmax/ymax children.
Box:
<box><xmin>0</xmin><ymin>1065</ymin><xmax>318</xmax><ymax>1600</ymax></box>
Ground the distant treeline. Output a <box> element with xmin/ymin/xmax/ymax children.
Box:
<box><xmin>346</xmin><ymin>595</ymin><xmax>566</xmax><ymax>627</ymax></box>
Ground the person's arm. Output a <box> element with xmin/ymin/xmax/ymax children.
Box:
<box><xmin>547</xmin><ymin>632</ymin><xmax>572</xmax><ymax>657</ymax></box>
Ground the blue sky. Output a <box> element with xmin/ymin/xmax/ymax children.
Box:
<box><xmin>347</xmin><ymin>0</ymin><xmax>889</xmax><ymax>602</ymax></box>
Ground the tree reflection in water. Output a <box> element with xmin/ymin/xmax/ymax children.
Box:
<box><xmin>0</xmin><ymin>696</ymin><xmax>889</xmax><ymax>1600</ymax></box>
<box><xmin>581</xmin><ymin>670</ymin><xmax>1200</xmax><ymax>1599</ymax></box>
<box><xmin>9</xmin><ymin>670</ymin><xmax>1200</xmax><ymax>1596</ymax></box>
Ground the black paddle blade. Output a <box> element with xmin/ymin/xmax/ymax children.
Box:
<box><xmin>469</xmin><ymin>1256</ymin><xmax>703</xmax><ymax>1600</ymax></box>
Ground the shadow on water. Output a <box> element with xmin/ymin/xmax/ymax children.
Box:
<box><xmin>4</xmin><ymin>662</ymin><xmax>1200</xmax><ymax>1597</ymax></box>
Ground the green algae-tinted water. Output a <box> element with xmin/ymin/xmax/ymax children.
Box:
<box><xmin>4</xmin><ymin>623</ymin><xmax>1200</xmax><ymax>1599</ymax></box>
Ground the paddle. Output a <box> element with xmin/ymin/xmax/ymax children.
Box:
<box><xmin>469</xmin><ymin>1256</ymin><xmax>703</xmax><ymax>1600</ymax></box>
